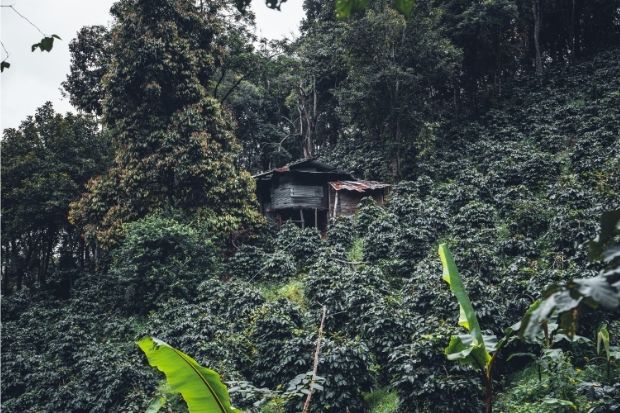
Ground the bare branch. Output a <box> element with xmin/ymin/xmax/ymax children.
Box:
<box><xmin>2</xmin><ymin>5</ymin><xmax>47</xmax><ymax>36</ymax></box>
<box><xmin>1</xmin><ymin>41</ymin><xmax>9</xmax><ymax>60</ymax></box>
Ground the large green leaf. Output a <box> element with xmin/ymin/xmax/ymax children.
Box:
<box><xmin>589</xmin><ymin>210</ymin><xmax>620</xmax><ymax>261</ymax></box>
<box><xmin>439</xmin><ymin>244</ymin><xmax>482</xmax><ymax>335</ymax></box>
<box><xmin>439</xmin><ymin>244</ymin><xmax>491</xmax><ymax>369</ymax></box>
<box><xmin>137</xmin><ymin>337</ymin><xmax>242</xmax><ymax>413</ymax></box>
<box><xmin>597</xmin><ymin>324</ymin><xmax>610</xmax><ymax>361</ymax></box>
<box><xmin>520</xmin><ymin>273</ymin><xmax>620</xmax><ymax>341</ymax></box>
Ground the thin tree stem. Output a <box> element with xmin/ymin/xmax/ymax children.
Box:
<box><xmin>302</xmin><ymin>305</ymin><xmax>327</xmax><ymax>413</ymax></box>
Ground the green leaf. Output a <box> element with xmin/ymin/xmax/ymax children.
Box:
<box><xmin>0</xmin><ymin>61</ymin><xmax>9</xmax><ymax>72</ymax></box>
<box><xmin>597</xmin><ymin>324</ymin><xmax>610</xmax><ymax>361</ymax></box>
<box><xmin>31</xmin><ymin>35</ymin><xmax>61</xmax><ymax>53</ymax></box>
<box><xmin>335</xmin><ymin>0</ymin><xmax>352</xmax><ymax>19</ymax></box>
<box><xmin>145</xmin><ymin>396</ymin><xmax>167</xmax><ymax>413</ymax></box>
<box><xmin>573</xmin><ymin>276</ymin><xmax>620</xmax><ymax>308</ymax></box>
<box><xmin>439</xmin><ymin>244</ymin><xmax>491</xmax><ymax>368</ymax></box>
<box><xmin>445</xmin><ymin>334</ymin><xmax>475</xmax><ymax>361</ymax></box>
<box><xmin>506</xmin><ymin>352</ymin><xmax>537</xmax><ymax>362</ymax></box>
<box><xmin>589</xmin><ymin>210</ymin><xmax>620</xmax><ymax>261</ymax></box>
<box><xmin>137</xmin><ymin>337</ymin><xmax>242</xmax><ymax>413</ymax></box>
<box><xmin>482</xmin><ymin>332</ymin><xmax>499</xmax><ymax>353</ymax></box>
<box><xmin>542</xmin><ymin>398</ymin><xmax>577</xmax><ymax>410</ymax></box>
<box><xmin>518</xmin><ymin>299</ymin><xmax>546</xmax><ymax>341</ymax></box>
<box><xmin>520</xmin><ymin>290</ymin><xmax>582</xmax><ymax>341</ymax></box>
<box><xmin>439</xmin><ymin>244</ymin><xmax>482</xmax><ymax>335</ymax></box>
<box><xmin>393</xmin><ymin>0</ymin><xmax>414</xmax><ymax>17</ymax></box>
<box><xmin>445</xmin><ymin>332</ymin><xmax>496</xmax><ymax>370</ymax></box>
<box><xmin>521</xmin><ymin>274</ymin><xmax>620</xmax><ymax>341</ymax></box>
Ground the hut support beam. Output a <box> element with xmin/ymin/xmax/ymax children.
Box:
<box><xmin>333</xmin><ymin>191</ymin><xmax>339</xmax><ymax>218</ymax></box>
<box><xmin>314</xmin><ymin>208</ymin><xmax>318</xmax><ymax>228</ymax></box>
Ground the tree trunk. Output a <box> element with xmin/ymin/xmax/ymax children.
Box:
<box><xmin>79</xmin><ymin>237</ymin><xmax>85</xmax><ymax>269</ymax></box>
<box><xmin>532</xmin><ymin>0</ymin><xmax>543</xmax><ymax>77</ymax></box>
<box><xmin>570</xmin><ymin>0</ymin><xmax>576</xmax><ymax>61</ymax></box>
<box><xmin>2</xmin><ymin>245</ymin><xmax>10</xmax><ymax>293</ymax></box>
<box><xmin>485</xmin><ymin>375</ymin><xmax>493</xmax><ymax>413</ymax></box>
<box><xmin>11</xmin><ymin>240</ymin><xmax>23</xmax><ymax>290</ymax></box>
<box><xmin>40</xmin><ymin>227</ymin><xmax>56</xmax><ymax>285</ymax></box>
<box><xmin>298</xmin><ymin>78</ymin><xmax>315</xmax><ymax>158</ymax></box>
<box><xmin>302</xmin><ymin>305</ymin><xmax>327</xmax><ymax>413</ymax></box>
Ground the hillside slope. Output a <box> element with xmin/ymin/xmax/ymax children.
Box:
<box><xmin>2</xmin><ymin>50</ymin><xmax>619</xmax><ymax>413</ymax></box>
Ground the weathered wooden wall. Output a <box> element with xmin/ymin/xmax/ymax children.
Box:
<box><xmin>329</xmin><ymin>188</ymin><xmax>386</xmax><ymax>217</ymax></box>
<box><xmin>337</xmin><ymin>191</ymin><xmax>362</xmax><ymax>215</ymax></box>
<box><xmin>271</xmin><ymin>183</ymin><xmax>326</xmax><ymax>210</ymax></box>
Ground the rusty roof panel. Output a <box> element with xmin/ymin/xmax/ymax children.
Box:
<box><xmin>252</xmin><ymin>158</ymin><xmax>354</xmax><ymax>179</ymax></box>
<box><xmin>329</xmin><ymin>180</ymin><xmax>391</xmax><ymax>192</ymax></box>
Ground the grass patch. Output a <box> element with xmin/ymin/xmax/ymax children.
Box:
<box><xmin>348</xmin><ymin>238</ymin><xmax>365</xmax><ymax>262</ymax></box>
<box><xmin>364</xmin><ymin>388</ymin><xmax>400</xmax><ymax>413</ymax></box>
<box><xmin>258</xmin><ymin>278</ymin><xmax>306</xmax><ymax>309</ymax></box>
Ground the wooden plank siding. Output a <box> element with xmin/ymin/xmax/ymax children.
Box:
<box><xmin>329</xmin><ymin>187</ymin><xmax>387</xmax><ymax>217</ymax></box>
<box><xmin>271</xmin><ymin>183</ymin><xmax>326</xmax><ymax>210</ymax></box>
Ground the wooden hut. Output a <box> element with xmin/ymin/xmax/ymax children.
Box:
<box><xmin>253</xmin><ymin>159</ymin><xmax>390</xmax><ymax>231</ymax></box>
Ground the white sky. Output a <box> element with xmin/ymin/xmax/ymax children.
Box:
<box><xmin>0</xmin><ymin>0</ymin><xmax>304</xmax><ymax>130</ymax></box>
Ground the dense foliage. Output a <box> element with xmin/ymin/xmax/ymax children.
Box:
<box><xmin>2</xmin><ymin>0</ymin><xmax>620</xmax><ymax>412</ymax></box>
<box><xmin>67</xmin><ymin>0</ymin><xmax>260</xmax><ymax>247</ymax></box>
<box><xmin>1</xmin><ymin>103</ymin><xmax>111</xmax><ymax>290</ymax></box>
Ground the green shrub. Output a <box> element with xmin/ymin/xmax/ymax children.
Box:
<box><xmin>389</xmin><ymin>320</ymin><xmax>483</xmax><ymax>413</ymax></box>
<box><xmin>227</xmin><ymin>244</ymin><xmax>265</xmax><ymax>280</ymax></box>
<box><xmin>327</xmin><ymin>216</ymin><xmax>355</xmax><ymax>249</ymax></box>
<box><xmin>305</xmin><ymin>257</ymin><xmax>389</xmax><ymax>333</ymax></box>
<box><xmin>355</xmin><ymin>197</ymin><xmax>387</xmax><ymax>235</ymax></box>
<box><xmin>275</xmin><ymin>222</ymin><xmax>322</xmax><ymax>268</ymax></box>
<box><xmin>249</xmin><ymin>299</ymin><xmax>308</xmax><ymax>388</ymax></box>
<box><xmin>285</xmin><ymin>336</ymin><xmax>376</xmax><ymax>413</ymax></box>
<box><xmin>262</xmin><ymin>251</ymin><xmax>298</xmax><ymax>280</ymax></box>
<box><xmin>108</xmin><ymin>214</ymin><xmax>218</xmax><ymax>313</ymax></box>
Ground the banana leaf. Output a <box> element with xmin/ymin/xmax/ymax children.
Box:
<box><xmin>439</xmin><ymin>244</ymin><xmax>491</xmax><ymax>369</ymax></box>
<box><xmin>137</xmin><ymin>336</ymin><xmax>242</xmax><ymax>413</ymax></box>
<box><xmin>597</xmin><ymin>324</ymin><xmax>610</xmax><ymax>360</ymax></box>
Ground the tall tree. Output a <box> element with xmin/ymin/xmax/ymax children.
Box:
<box><xmin>1</xmin><ymin>103</ymin><xmax>111</xmax><ymax>291</ymax></box>
<box><xmin>439</xmin><ymin>0</ymin><xmax>520</xmax><ymax>106</ymax></box>
<box><xmin>224</xmin><ymin>40</ymin><xmax>303</xmax><ymax>171</ymax></box>
<box><xmin>69</xmin><ymin>0</ymin><xmax>261</xmax><ymax>247</ymax></box>
<box><xmin>327</xmin><ymin>2</ymin><xmax>460</xmax><ymax>178</ymax></box>
<box><xmin>62</xmin><ymin>25</ymin><xmax>111</xmax><ymax>116</ymax></box>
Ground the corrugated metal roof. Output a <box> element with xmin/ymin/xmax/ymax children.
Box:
<box><xmin>253</xmin><ymin>158</ymin><xmax>353</xmax><ymax>179</ymax></box>
<box><xmin>329</xmin><ymin>180</ymin><xmax>391</xmax><ymax>192</ymax></box>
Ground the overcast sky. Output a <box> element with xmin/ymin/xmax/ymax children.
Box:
<box><xmin>0</xmin><ymin>0</ymin><xmax>304</xmax><ymax>130</ymax></box>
